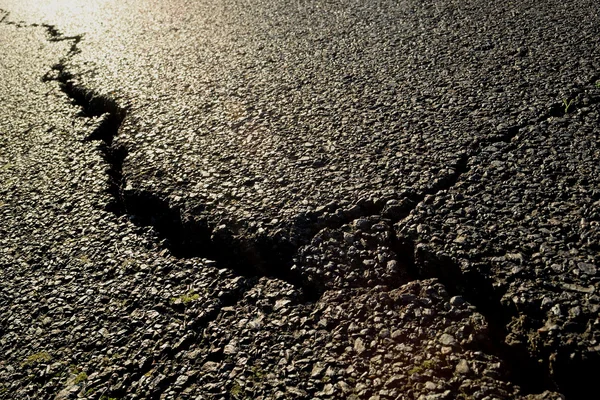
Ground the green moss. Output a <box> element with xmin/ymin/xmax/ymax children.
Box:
<box><xmin>230</xmin><ymin>382</ymin><xmax>243</xmax><ymax>398</ymax></box>
<box><xmin>68</xmin><ymin>364</ymin><xmax>80</xmax><ymax>374</ymax></box>
<box><xmin>111</xmin><ymin>298</ymin><xmax>128</xmax><ymax>308</ymax></box>
<box><xmin>73</xmin><ymin>372</ymin><xmax>88</xmax><ymax>384</ymax></box>
<box><xmin>250</xmin><ymin>365</ymin><xmax>265</xmax><ymax>380</ymax></box>
<box><xmin>408</xmin><ymin>366</ymin><xmax>423</xmax><ymax>375</ymax></box>
<box><xmin>170</xmin><ymin>291</ymin><xmax>200</xmax><ymax>305</ymax></box>
<box><xmin>408</xmin><ymin>359</ymin><xmax>438</xmax><ymax>375</ymax></box>
<box><xmin>21</xmin><ymin>351</ymin><xmax>51</xmax><ymax>367</ymax></box>
<box><xmin>563</xmin><ymin>98</ymin><xmax>574</xmax><ymax>113</ymax></box>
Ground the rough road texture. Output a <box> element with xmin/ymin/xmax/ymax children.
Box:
<box><xmin>1</xmin><ymin>0</ymin><xmax>599</xmax><ymax>399</ymax></box>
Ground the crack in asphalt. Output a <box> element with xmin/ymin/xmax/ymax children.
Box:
<box><xmin>393</xmin><ymin>236</ymin><xmax>554</xmax><ymax>394</ymax></box>
<box><xmin>118</xmin><ymin>156</ymin><xmax>472</xmax><ymax>304</ymax></box>
<box><xmin>30</xmin><ymin>22</ymin><xmax>321</xmax><ymax>303</ymax></box>
<box><xmin>30</xmin><ymin>22</ymin><xmax>532</xmax><ymax>398</ymax></box>
<box><xmin>10</xmin><ymin>10</ymin><xmax>600</xmax><ymax>397</ymax></box>
<box><xmin>393</xmin><ymin>92</ymin><xmax>600</xmax><ymax>396</ymax></box>
<box><xmin>43</xmin><ymin>23</ymin><xmax>83</xmax><ymax>57</ymax></box>
<box><xmin>32</xmin><ymin>19</ymin><xmax>559</xmax><ymax>396</ymax></box>
<box><xmin>42</xmin><ymin>62</ymin><xmax>128</xmax><ymax>215</ymax></box>
<box><xmin>30</xmin><ymin>24</ymin><xmax>262</xmax><ymax>398</ymax></box>
<box><xmin>31</xmin><ymin>29</ymin><xmax>303</xmax><ymax>398</ymax></box>
<box><xmin>387</xmin><ymin>129</ymin><xmax>549</xmax><ymax>394</ymax></box>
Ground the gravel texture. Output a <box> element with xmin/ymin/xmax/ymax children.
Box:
<box><xmin>1</xmin><ymin>0</ymin><xmax>600</xmax><ymax>398</ymax></box>
<box><xmin>3</xmin><ymin>0</ymin><xmax>599</xmax><ymax>265</ymax></box>
<box><xmin>397</xmin><ymin>100</ymin><xmax>600</xmax><ymax>396</ymax></box>
<box><xmin>188</xmin><ymin>278</ymin><xmax>533</xmax><ymax>400</ymax></box>
<box><xmin>0</xmin><ymin>21</ymin><xmax>247</xmax><ymax>399</ymax></box>
<box><xmin>293</xmin><ymin>216</ymin><xmax>409</xmax><ymax>292</ymax></box>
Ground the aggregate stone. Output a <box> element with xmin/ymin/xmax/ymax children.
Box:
<box><xmin>0</xmin><ymin>22</ymin><xmax>246</xmax><ymax>399</ymax></box>
<box><xmin>293</xmin><ymin>215</ymin><xmax>409</xmax><ymax>291</ymax></box>
<box><xmin>5</xmin><ymin>0</ymin><xmax>598</xmax><ymax>268</ymax></box>
<box><xmin>176</xmin><ymin>277</ymin><xmax>559</xmax><ymax>399</ymax></box>
<box><xmin>2</xmin><ymin>0</ymin><xmax>599</xmax><ymax>398</ymax></box>
<box><xmin>397</xmin><ymin>103</ymin><xmax>600</xmax><ymax>395</ymax></box>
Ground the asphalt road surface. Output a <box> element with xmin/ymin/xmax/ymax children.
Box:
<box><xmin>1</xmin><ymin>1</ymin><xmax>599</xmax><ymax>399</ymax></box>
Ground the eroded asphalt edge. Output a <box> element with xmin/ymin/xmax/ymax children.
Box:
<box><xmin>4</xmin><ymin>10</ymin><xmax>598</xmax><ymax>397</ymax></box>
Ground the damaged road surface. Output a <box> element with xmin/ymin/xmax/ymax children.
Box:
<box><xmin>1</xmin><ymin>0</ymin><xmax>599</xmax><ymax>399</ymax></box>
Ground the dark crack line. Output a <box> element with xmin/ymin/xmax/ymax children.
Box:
<box><xmin>378</xmin><ymin>132</ymin><xmax>559</xmax><ymax>394</ymax></box>
<box><xmin>31</xmin><ymin>11</ymin><xmax>599</xmax><ymax>398</ymax></box>
<box><xmin>390</xmin><ymin>90</ymin><xmax>600</xmax><ymax>397</ymax></box>
<box><xmin>34</xmin><ymin>27</ymin><xmax>309</xmax><ymax>400</ymax></box>
<box><xmin>36</xmin><ymin>20</ymin><xmax>264</xmax><ymax>303</ymax></box>
<box><xmin>0</xmin><ymin>9</ymin><xmax>27</xmax><ymax>28</ymax></box>
<box><xmin>32</xmin><ymin>30</ymin><xmax>313</xmax><ymax>400</ymax></box>
<box><xmin>0</xmin><ymin>10</ymin><xmax>83</xmax><ymax>61</ymax></box>
<box><xmin>115</xmin><ymin>77</ymin><xmax>600</xmax><ymax>309</ymax></box>
<box><xmin>33</xmin><ymin>10</ymin><xmax>563</xmax><ymax>312</ymax></box>
<box><xmin>42</xmin><ymin>61</ymin><xmax>128</xmax><ymax>215</ymax></box>
<box><xmin>120</xmin><ymin>150</ymin><xmax>470</xmax><ymax>304</ymax></box>
<box><xmin>42</xmin><ymin>23</ymin><xmax>83</xmax><ymax>57</ymax></box>
<box><xmin>393</xmin><ymin>235</ymin><xmax>556</xmax><ymax>394</ymax></box>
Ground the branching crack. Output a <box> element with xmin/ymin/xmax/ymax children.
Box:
<box><xmin>391</xmin><ymin>88</ymin><xmax>600</xmax><ymax>397</ymax></box>
<box><xmin>26</xmin><ymin>10</ymin><xmax>600</xmax><ymax>398</ymax></box>
<box><xmin>32</xmin><ymin>24</ymin><xmax>319</xmax><ymax>302</ymax></box>
<box><xmin>118</xmin><ymin>153</ymin><xmax>469</xmax><ymax>306</ymax></box>
<box><xmin>34</xmin><ymin>26</ymin><xmax>263</xmax><ymax>399</ymax></box>
<box><xmin>393</xmin><ymin>236</ymin><xmax>555</xmax><ymax>394</ymax></box>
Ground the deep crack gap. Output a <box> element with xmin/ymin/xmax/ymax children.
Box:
<box><xmin>393</xmin><ymin>236</ymin><xmax>555</xmax><ymax>395</ymax></box>
<box><xmin>43</xmin><ymin>61</ymin><xmax>323</xmax><ymax>303</ymax></box>
<box><xmin>44</xmin><ymin>61</ymin><xmax>561</xmax><ymax>398</ymax></box>
<box><xmin>38</xmin><ymin>18</ymin><xmax>599</xmax><ymax>397</ymax></box>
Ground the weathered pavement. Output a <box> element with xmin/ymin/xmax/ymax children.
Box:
<box><xmin>1</xmin><ymin>1</ymin><xmax>599</xmax><ymax>399</ymax></box>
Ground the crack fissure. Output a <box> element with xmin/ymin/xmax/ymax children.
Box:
<box><xmin>34</xmin><ymin>24</ymin><xmax>263</xmax><ymax>396</ymax></box>
<box><xmin>119</xmin><ymin>152</ymin><xmax>469</xmax><ymax>306</ymax></box>
<box><xmin>384</xmin><ymin>133</ymin><xmax>549</xmax><ymax>394</ymax></box>
<box><xmin>34</xmin><ymin>22</ymin><xmax>323</xmax><ymax>326</ymax></box>
<box><xmin>393</xmin><ymin>235</ymin><xmax>555</xmax><ymax>394</ymax></box>
<box><xmin>30</xmin><ymin>13</ymin><xmax>600</xmax><ymax>397</ymax></box>
<box><xmin>390</xmin><ymin>89</ymin><xmax>600</xmax><ymax>397</ymax></box>
<box><xmin>43</xmin><ymin>62</ymin><xmax>128</xmax><ymax>215</ymax></box>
